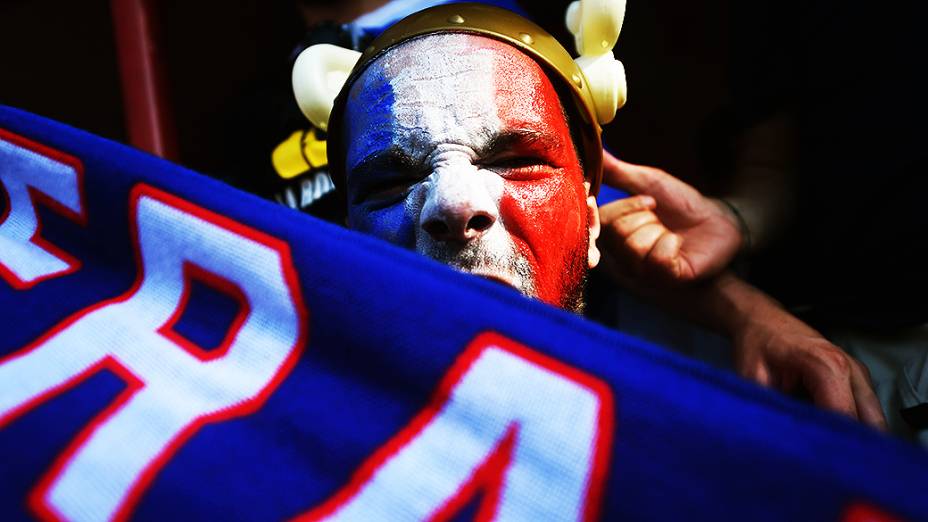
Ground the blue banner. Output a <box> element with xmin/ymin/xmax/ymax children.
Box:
<box><xmin>1</xmin><ymin>105</ymin><xmax>926</xmax><ymax>521</ymax></box>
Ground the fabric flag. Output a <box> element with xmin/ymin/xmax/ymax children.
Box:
<box><xmin>1</xmin><ymin>105</ymin><xmax>927</xmax><ymax>522</ymax></box>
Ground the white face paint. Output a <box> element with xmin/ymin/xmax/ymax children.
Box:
<box><xmin>412</xmin><ymin>143</ymin><xmax>535</xmax><ymax>291</ymax></box>
<box><xmin>344</xmin><ymin>33</ymin><xmax>591</xmax><ymax>310</ymax></box>
<box><xmin>374</xmin><ymin>35</ymin><xmax>504</xmax><ymax>159</ymax></box>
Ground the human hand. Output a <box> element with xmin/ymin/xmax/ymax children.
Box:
<box><xmin>728</xmin><ymin>282</ymin><xmax>886</xmax><ymax>429</ymax></box>
<box><xmin>597</xmin><ymin>151</ymin><xmax>743</xmax><ymax>283</ymax></box>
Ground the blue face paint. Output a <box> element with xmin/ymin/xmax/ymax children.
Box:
<box><xmin>344</xmin><ymin>64</ymin><xmax>417</xmax><ymax>248</ymax></box>
<box><xmin>344</xmin><ymin>66</ymin><xmax>396</xmax><ymax>175</ymax></box>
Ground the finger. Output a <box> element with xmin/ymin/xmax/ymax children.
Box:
<box><xmin>601</xmin><ymin>152</ymin><xmax>663</xmax><ymax>194</ymax></box>
<box><xmin>599</xmin><ymin>195</ymin><xmax>656</xmax><ymax>223</ymax></box>
<box><xmin>646</xmin><ymin>232</ymin><xmax>685</xmax><ymax>280</ymax></box>
<box><xmin>748</xmin><ymin>363</ymin><xmax>773</xmax><ymax>388</ymax></box>
<box><xmin>624</xmin><ymin>223</ymin><xmax>667</xmax><ymax>260</ymax></box>
<box><xmin>609</xmin><ymin>210</ymin><xmax>661</xmax><ymax>239</ymax></box>
<box><xmin>798</xmin><ymin>358</ymin><xmax>858</xmax><ymax>420</ymax></box>
<box><xmin>733</xmin><ymin>347</ymin><xmax>773</xmax><ymax>388</ymax></box>
<box><xmin>849</xmin><ymin>361</ymin><xmax>888</xmax><ymax>430</ymax></box>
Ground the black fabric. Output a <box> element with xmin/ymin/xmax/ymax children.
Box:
<box><xmin>215</xmin><ymin>22</ymin><xmax>361</xmax><ymax>224</ymax></box>
<box><xmin>901</xmin><ymin>403</ymin><xmax>928</xmax><ymax>431</ymax></box>
<box><xmin>727</xmin><ymin>0</ymin><xmax>928</xmax><ymax>330</ymax></box>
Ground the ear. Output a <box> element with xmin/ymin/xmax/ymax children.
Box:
<box><xmin>584</xmin><ymin>181</ymin><xmax>601</xmax><ymax>269</ymax></box>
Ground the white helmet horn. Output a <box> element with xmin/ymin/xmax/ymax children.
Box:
<box><xmin>566</xmin><ymin>0</ymin><xmax>628</xmax><ymax>124</ymax></box>
<box><xmin>292</xmin><ymin>44</ymin><xmax>362</xmax><ymax>132</ymax></box>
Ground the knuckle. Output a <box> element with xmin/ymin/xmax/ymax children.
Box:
<box><xmin>749</xmin><ymin>367</ymin><xmax>769</xmax><ymax>384</ymax></box>
<box><xmin>818</xmin><ymin>347</ymin><xmax>851</xmax><ymax>376</ymax></box>
<box><xmin>615</xmin><ymin>217</ymin><xmax>637</xmax><ymax>236</ymax></box>
<box><xmin>612</xmin><ymin>201</ymin><xmax>634</xmax><ymax>214</ymax></box>
<box><xmin>644</xmin><ymin>166</ymin><xmax>668</xmax><ymax>178</ymax></box>
<box><xmin>608</xmin><ymin>220</ymin><xmax>631</xmax><ymax>239</ymax></box>
<box><xmin>797</xmin><ymin>341</ymin><xmax>850</xmax><ymax>376</ymax></box>
<box><xmin>626</xmin><ymin>236</ymin><xmax>653</xmax><ymax>256</ymax></box>
<box><xmin>625</xmin><ymin>235</ymin><xmax>650</xmax><ymax>254</ymax></box>
<box><xmin>618</xmin><ymin>213</ymin><xmax>657</xmax><ymax>237</ymax></box>
<box><xmin>626</xmin><ymin>225</ymin><xmax>661</xmax><ymax>253</ymax></box>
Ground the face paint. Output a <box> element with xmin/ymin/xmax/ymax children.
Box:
<box><xmin>344</xmin><ymin>34</ymin><xmax>589</xmax><ymax>311</ymax></box>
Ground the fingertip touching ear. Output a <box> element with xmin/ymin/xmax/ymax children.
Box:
<box><xmin>584</xmin><ymin>181</ymin><xmax>601</xmax><ymax>269</ymax></box>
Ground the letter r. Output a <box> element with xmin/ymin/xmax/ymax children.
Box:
<box><xmin>0</xmin><ymin>184</ymin><xmax>307</xmax><ymax>522</ymax></box>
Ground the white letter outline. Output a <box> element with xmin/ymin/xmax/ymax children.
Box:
<box><xmin>0</xmin><ymin>128</ymin><xmax>86</xmax><ymax>289</ymax></box>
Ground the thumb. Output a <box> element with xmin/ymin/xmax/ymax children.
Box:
<box><xmin>602</xmin><ymin>151</ymin><xmax>662</xmax><ymax>195</ymax></box>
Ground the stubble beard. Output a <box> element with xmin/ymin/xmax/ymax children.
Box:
<box><xmin>417</xmin><ymin>237</ymin><xmax>588</xmax><ymax>314</ymax></box>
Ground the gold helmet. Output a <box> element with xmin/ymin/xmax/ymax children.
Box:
<box><xmin>292</xmin><ymin>1</ymin><xmax>627</xmax><ymax>197</ymax></box>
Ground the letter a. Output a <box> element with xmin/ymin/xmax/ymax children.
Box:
<box><xmin>300</xmin><ymin>332</ymin><xmax>614</xmax><ymax>522</ymax></box>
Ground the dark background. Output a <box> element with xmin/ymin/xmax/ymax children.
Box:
<box><xmin>0</xmin><ymin>0</ymin><xmax>730</xmax><ymax>191</ymax></box>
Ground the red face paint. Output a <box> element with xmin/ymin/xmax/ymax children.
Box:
<box><xmin>488</xmin><ymin>42</ymin><xmax>589</xmax><ymax>308</ymax></box>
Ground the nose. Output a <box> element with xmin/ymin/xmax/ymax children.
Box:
<box><xmin>422</xmin><ymin>211</ymin><xmax>495</xmax><ymax>242</ymax></box>
<box><xmin>419</xmin><ymin>168</ymin><xmax>498</xmax><ymax>243</ymax></box>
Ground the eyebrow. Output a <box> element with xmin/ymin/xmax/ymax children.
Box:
<box><xmin>478</xmin><ymin>129</ymin><xmax>557</xmax><ymax>158</ymax></box>
<box><xmin>349</xmin><ymin>146</ymin><xmax>420</xmax><ymax>181</ymax></box>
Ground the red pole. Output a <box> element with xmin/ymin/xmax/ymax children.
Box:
<box><xmin>110</xmin><ymin>0</ymin><xmax>178</xmax><ymax>160</ymax></box>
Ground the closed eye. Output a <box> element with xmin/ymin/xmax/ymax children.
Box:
<box><xmin>484</xmin><ymin>155</ymin><xmax>554</xmax><ymax>180</ymax></box>
<box><xmin>494</xmin><ymin>156</ymin><xmax>544</xmax><ymax>169</ymax></box>
<box><xmin>349</xmin><ymin>149</ymin><xmax>424</xmax><ymax>205</ymax></box>
<box><xmin>355</xmin><ymin>177</ymin><xmax>418</xmax><ymax>205</ymax></box>
<box><xmin>479</xmin><ymin>129</ymin><xmax>567</xmax><ymax>181</ymax></box>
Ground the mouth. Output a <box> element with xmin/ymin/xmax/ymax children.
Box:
<box><xmin>419</xmin><ymin>241</ymin><xmax>531</xmax><ymax>296</ymax></box>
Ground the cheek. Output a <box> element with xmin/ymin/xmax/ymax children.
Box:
<box><xmin>348</xmin><ymin>199</ymin><xmax>418</xmax><ymax>248</ymax></box>
<box><xmin>500</xmin><ymin>174</ymin><xmax>587</xmax><ymax>303</ymax></box>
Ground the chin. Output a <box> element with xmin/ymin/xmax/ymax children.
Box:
<box><xmin>467</xmin><ymin>266</ymin><xmax>587</xmax><ymax>316</ymax></box>
<box><xmin>471</xmin><ymin>271</ymin><xmax>523</xmax><ymax>292</ymax></box>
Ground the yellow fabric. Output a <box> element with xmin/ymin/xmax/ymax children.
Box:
<box><xmin>271</xmin><ymin>129</ymin><xmax>328</xmax><ymax>180</ymax></box>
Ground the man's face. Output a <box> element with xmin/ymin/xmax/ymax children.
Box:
<box><xmin>343</xmin><ymin>33</ymin><xmax>599</xmax><ymax>311</ymax></box>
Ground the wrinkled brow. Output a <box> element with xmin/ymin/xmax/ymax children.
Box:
<box><xmin>348</xmin><ymin>129</ymin><xmax>563</xmax><ymax>181</ymax></box>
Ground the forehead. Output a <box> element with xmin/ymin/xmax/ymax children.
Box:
<box><xmin>345</xmin><ymin>33</ymin><xmax>567</xmax><ymax>164</ymax></box>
